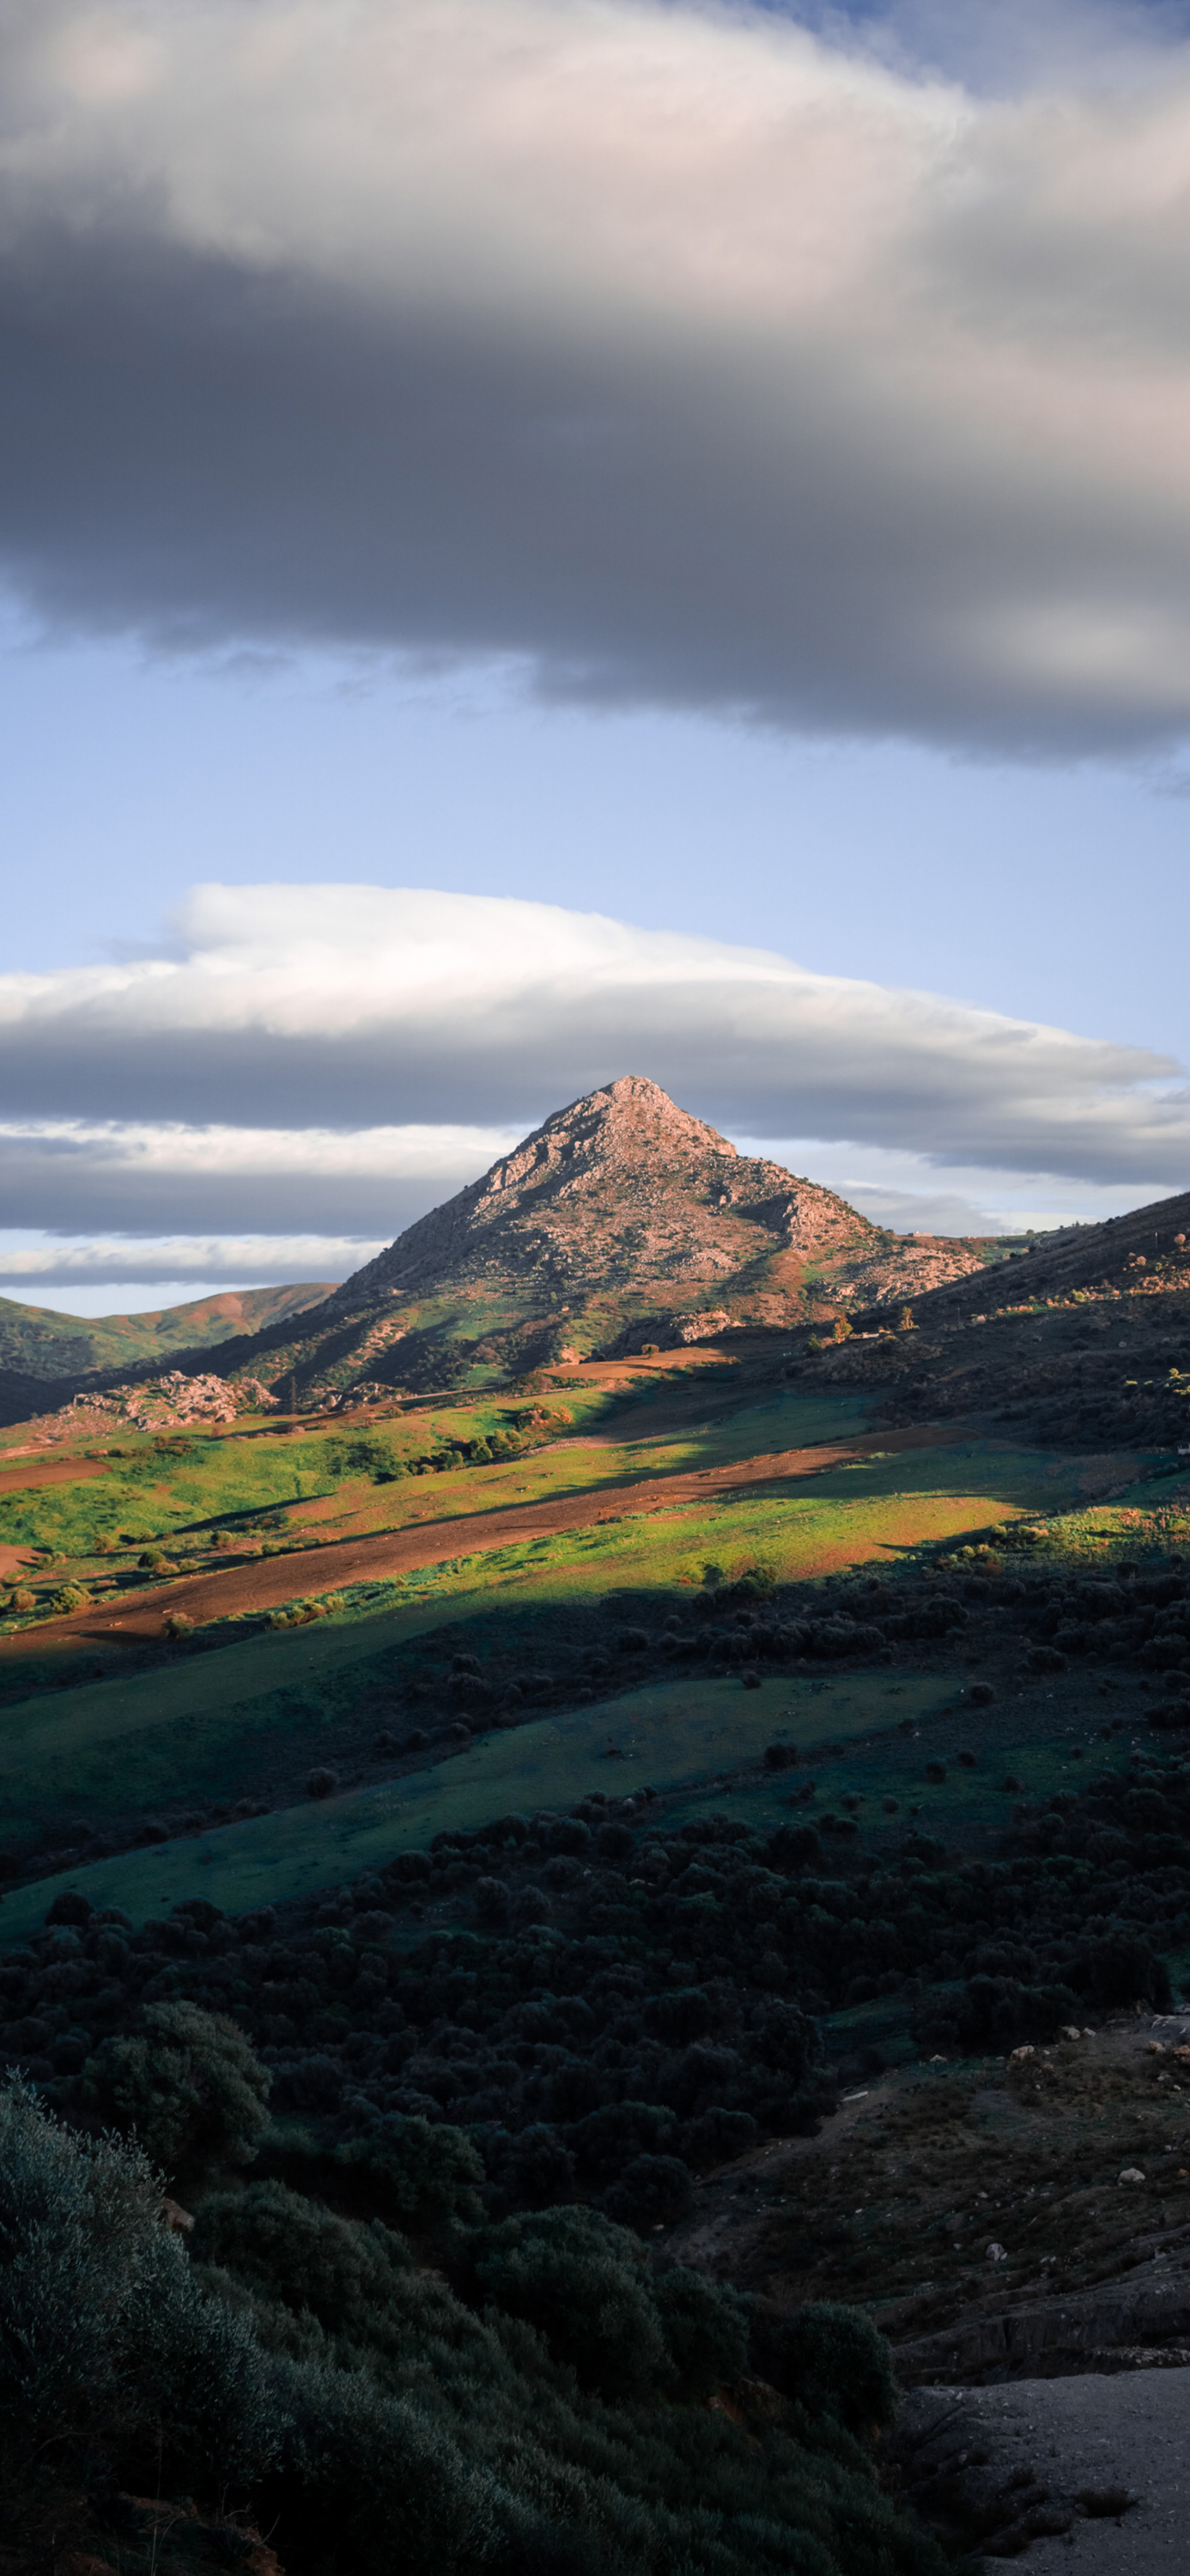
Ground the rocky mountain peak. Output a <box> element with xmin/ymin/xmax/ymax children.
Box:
<box><xmin>335</xmin><ymin>1077</ymin><xmax>862</xmax><ymax>1318</ymax></box>
<box><xmin>0</xmin><ymin>1080</ymin><xmax>1000</xmax><ymax>1418</ymax></box>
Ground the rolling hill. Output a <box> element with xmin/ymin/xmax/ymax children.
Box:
<box><xmin>0</xmin><ymin>1280</ymin><xmax>338</xmax><ymax>1386</ymax></box>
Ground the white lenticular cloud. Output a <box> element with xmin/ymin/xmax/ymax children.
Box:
<box><xmin>2</xmin><ymin>0</ymin><xmax>1190</xmax><ymax>748</ymax></box>
<box><xmin>0</xmin><ymin>886</ymin><xmax>1186</xmax><ymax>1258</ymax></box>
<box><xmin>0</xmin><ymin>1235</ymin><xmax>379</xmax><ymax>1290</ymax></box>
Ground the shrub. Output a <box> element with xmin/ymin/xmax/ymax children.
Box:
<box><xmin>601</xmin><ymin>2152</ymin><xmax>694</xmax><ymax>2232</ymax></box>
<box><xmin>643</xmin><ymin>1986</ymin><xmax>713</xmax><ymax>2044</ymax></box>
<box><xmin>0</xmin><ymin>2078</ymin><xmax>277</xmax><ymax>2490</ymax></box>
<box><xmin>471</xmin><ymin>2205</ymin><xmax>667</xmax><ymax>2395</ymax></box>
<box><xmin>654</xmin><ymin>2268</ymin><xmax>750</xmax><ymax>2398</ymax></box>
<box><xmin>544</xmin><ymin>1817</ymin><xmax>592</xmax><ymax>1855</ymax></box>
<box><xmin>595</xmin><ymin>1820</ymin><xmax>634</xmax><ymax>1862</ymax></box>
<box><xmin>275</xmin><ymin>2356</ymin><xmax>490</xmax><ymax>2576</ymax></box>
<box><xmin>392</xmin><ymin>1850</ymin><xmax>432</xmax><ymax>1883</ymax></box>
<box><xmin>568</xmin><ymin>2099</ymin><xmax>677</xmax><ymax>2181</ymax></box>
<box><xmin>681</xmin><ymin>2108</ymin><xmax>757</xmax><ymax>2170</ymax></box>
<box><xmin>1079</xmin><ymin>1931</ymin><xmax>1173</xmax><ymax>2012</ymax></box>
<box><xmin>474</xmin><ymin>1874</ymin><xmax>512</xmax><ymax>1927</ymax></box>
<box><xmin>46</xmin><ymin>1892</ymin><xmax>94</xmax><ymax>1928</ymax></box>
<box><xmin>80</xmin><ymin>2002</ymin><xmax>270</xmax><ymax>2179</ymax></box>
<box><xmin>502</xmin><ymin>2124</ymin><xmax>577</xmax><ymax>2209</ymax></box>
<box><xmin>753</xmin><ymin>2300</ymin><xmax>897</xmax><ymax>2436</ymax></box>
<box><xmin>954</xmin><ymin>1973</ymin><xmax>1085</xmax><ymax>2051</ymax></box>
<box><xmin>337</xmin><ymin>2116</ymin><xmax>485</xmax><ymax>2227</ymax></box>
<box><xmin>192</xmin><ymin>2180</ymin><xmax>411</xmax><ymax>2331</ymax></box>
<box><xmin>767</xmin><ymin>1823</ymin><xmax>822</xmax><ymax>1868</ymax></box>
<box><xmin>307</xmin><ymin>1767</ymin><xmax>339</xmax><ymax>1798</ymax></box>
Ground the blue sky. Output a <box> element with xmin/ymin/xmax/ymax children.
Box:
<box><xmin>2</xmin><ymin>0</ymin><xmax>1189</xmax><ymax>1313</ymax></box>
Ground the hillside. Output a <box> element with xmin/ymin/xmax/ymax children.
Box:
<box><xmin>811</xmin><ymin>1178</ymin><xmax>1190</xmax><ymax>1451</ymax></box>
<box><xmin>88</xmin><ymin>1075</ymin><xmax>996</xmax><ymax>1412</ymax></box>
<box><xmin>0</xmin><ymin>1280</ymin><xmax>338</xmax><ymax>1385</ymax></box>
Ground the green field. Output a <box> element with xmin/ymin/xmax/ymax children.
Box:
<box><xmin>0</xmin><ymin>1380</ymin><xmax>881</xmax><ymax>1567</ymax></box>
<box><xmin>0</xmin><ymin>1648</ymin><xmax>1134</xmax><ymax>1947</ymax></box>
<box><xmin>0</xmin><ymin>1408</ymin><xmax>1152</xmax><ymax>1862</ymax></box>
<box><xmin>0</xmin><ymin>1668</ymin><xmax>956</xmax><ymax>1938</ymax></box>
<box><xmin>0</xmin><ymin>1449</ymin><xmax>1088</xmax><ymax>1818</ymax></box>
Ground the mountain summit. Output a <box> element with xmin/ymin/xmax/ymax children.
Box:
<box><xmin>340</xmin><ymin>1074</ymin><xmax>865</xmax><ymax>1317</ymax></box>
<box><xmin>225</xmin><ymin>1076</ymin><xmax>989</xmax><ymax>1398</ymax></box>
<box><xmin>0</xmin><ymin>1078</ymin><xmax>996</xmax><ymax>1419</ymax></box>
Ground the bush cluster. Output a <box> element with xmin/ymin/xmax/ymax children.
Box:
<box><xmin>0</xmin><ymin>2075</ymin><xmax>941</xmax><ymax>2576</ymax></box>
<box><xmin>4</xmin><ymin>1757</ymin><xmax>1187</xmax><ymax>2239</ymax></box>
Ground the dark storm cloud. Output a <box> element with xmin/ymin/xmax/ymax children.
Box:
<box><xmin>2</xmin><ymin>1</ymin><xmax>1190</xmax><ymax>751</ymax></box>
<box><xmin>0</xmin><ymin>1133</ymin><xmax>446</xmax><ymax>1237</ymax></box>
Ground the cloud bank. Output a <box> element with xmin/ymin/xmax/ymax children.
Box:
<box><xmin>3</xmin><ymin>0</ymin><xmax>1190</xmax><ymax>750</ymax></box>
<box><xmin>0</xmin><ymin>881</ymin><xmax>1186</xmax><ymax>1292</ymax></box>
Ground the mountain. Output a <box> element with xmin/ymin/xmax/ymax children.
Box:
<box><xmin>857</xmin><ymin>1188</ymin><xmax>1190</xmax><ymax>1325</ymax></box>
<box><xmin>182</xmin><ymin>1075</ymin><xmax>999</xmax><ymax>1401</ymax></box>
<box><xmin>0</xmin><ymin>1284</ymin><xmax>339</xmax><ymax>1427</ymax></box>
<box><xmin>0</xmin><ymin>1078</ymin><xmax>1011</xmax><ymax>1426</ymax></box>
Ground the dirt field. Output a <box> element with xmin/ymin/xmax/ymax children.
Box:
<box><xmin>2</xmin><ymin>1421</ymin><xmax>962</xmax><ymax>1652</ymax></box>
<box><xmin>0</xmin><ymin>1456</ymin><xmax>109</xmax><ymax>1495</ymax></box>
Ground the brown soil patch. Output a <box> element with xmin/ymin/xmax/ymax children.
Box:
<box><xmin>3</xmin><ymin>1424</ymin><xmax>962</xmax><ymax>1652</ymax></box>
<box><xmin>0</xmin><ymin>1456</ymin><xmax>108</xmax><ymax>1495</ymax></box>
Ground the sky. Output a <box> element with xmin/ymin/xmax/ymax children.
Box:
<box><xmin>2</xmin><ymin>0</ymin><xmax>1189</xmax><ymax>1315</ymax></box>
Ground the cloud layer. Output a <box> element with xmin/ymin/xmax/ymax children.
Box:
<box><xmin>3</xmin><ymin>0</ymin><xmax>1190</xmax><ymax>749</ymax></box>
<box><xmin>0</xmin><ymin>883</ymin><xmax>1187</xmax><ymax>1288</ymax></box>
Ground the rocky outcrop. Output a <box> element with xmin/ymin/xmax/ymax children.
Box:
<box><xmin>894</xmin><ymin>2249</ymin><xmax>1190</xmax><ymax>2385</ymax></box>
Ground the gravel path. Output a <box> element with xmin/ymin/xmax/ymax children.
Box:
<box><xmin>894</xmin><ymin>2368</ymin><xmax>1190</xmax><ymax>2567</ymax></box>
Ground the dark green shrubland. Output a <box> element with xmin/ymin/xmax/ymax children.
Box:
<box><xmin>0</xmin><ymin>2075</ymin><xmax>944</xmax><ymax>2576</ymax></box>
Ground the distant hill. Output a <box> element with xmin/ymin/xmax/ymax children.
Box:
<box><xmin>0</xmin><ymin>1282</ymin><xmax>338</xmax><ymax>1388</ymax></box>
<box><xmin>105</xmin><ymin>1075</ymin><xmax>1001</xmax><ymax>1407</ymax></box>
